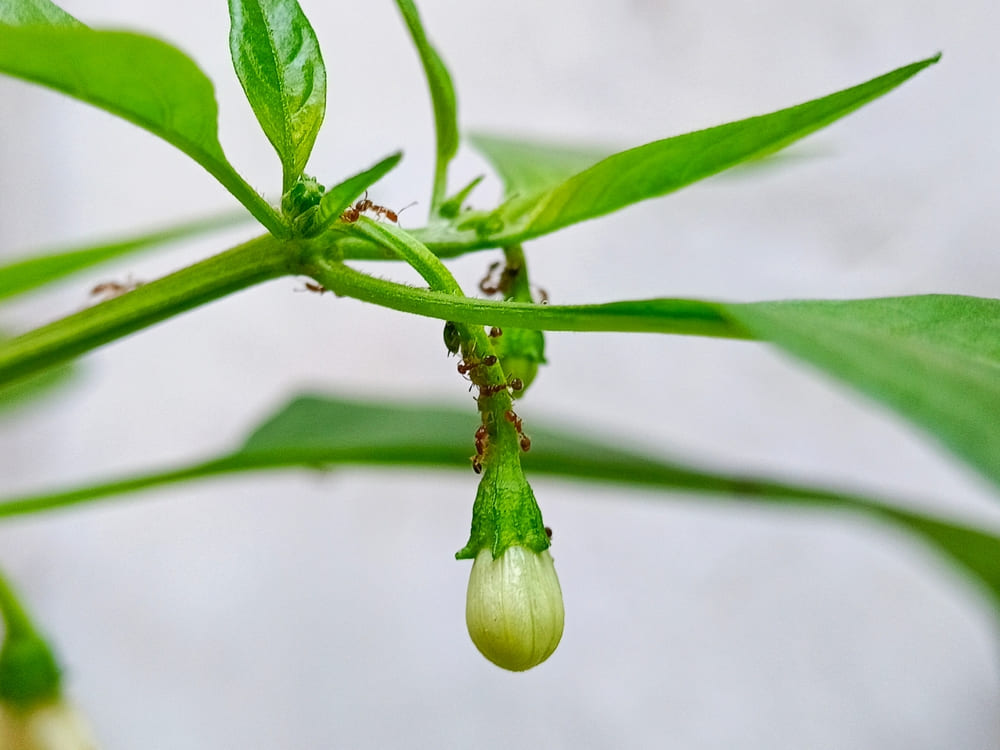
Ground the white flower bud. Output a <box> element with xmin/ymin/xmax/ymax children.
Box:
<box><xmin>0</xmin><ymin>699</ymin><xmax>98</xmax><ymax>750</ymax></box>
<box><xmin>465</xmin><ymin>545</ymin><xmax>564</xmax><ymax>671</ymax></box>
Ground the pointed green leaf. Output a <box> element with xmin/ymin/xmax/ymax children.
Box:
<box><xmin>0</xmin><ymin>25</ymin><xmax>286</xmax><ymax>236</ymax></box>
<box><xmin>393</xmin><ymin>0</ymin><xmax>458</xmax><ymax>210</ymax></box>
<box><xmin>2</xmin><ymin>394</ymin><xmax>999</xmax><ymax>610</ymax></box>
<box><xmin>468</xmin><ymin>133</ymin><xmax>611</xmax><ymax>197</ymax></box>
<box><xmin>723</xmin><ymin>295</ymin><xmax>1000</xmax><ymax>492</ymax></box>
<box><xmin>442</xmin><ymin>55</ymin><xmax>940</xmax><ymax>246</ymax></box>
<box><xmin>0</xmin><ymin>212</ymin><xmax>251</xmax><ymax>301</ymax></box>
<box><xmin>227</xmin><ymin>0</ymin><xmax>326</xmax><ymax>193</ymax></box>
<box><xmin>0</xmin><ymin>0</ymin><xmax>81</xmax><ymax>26</ymax></box>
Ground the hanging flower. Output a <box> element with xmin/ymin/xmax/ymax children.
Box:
<box><xmin>465</xmin><ymin>545</ymin><xmax>564</xmax><ymax>671</ymax></box>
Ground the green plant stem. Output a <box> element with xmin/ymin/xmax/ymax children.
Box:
<box><xmin>1</xmin><ymin>226</ymin><xmax>749</xmax><ymax>387</ymax></box>
<box><xmin>309</xmin><ymin>260</ymin><xmax>751</xmax><ymax>338</ymax></box>
<box><xmin>348</xmin><ymin>218</ymin><xmax>463</xmax><ymax>295</ymax></box>
<box><xmin>502</xmin><ymin>244</ymin><xmax>533</xmax><ymax>303</ymax></box>
<box><xmin>337</xmin><ymin>220</ymin><xmax>519</xmax><ymax>455</ymax></box>
<box><xmin>0</xmin><ymin>233</ymin><xmax>291</xmax><ymax>385</ymax></box>
<box><xmin>0</xmin><ymin>569</ymin><xmax>39</xmax><ymax>640</ymax></box>
<box><xmin>342</xmin><ymin>220</ymin><xmax>510</xmax><ymax>388</ymax></box>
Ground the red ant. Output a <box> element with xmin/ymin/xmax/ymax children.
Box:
<box><xmin>471</xmin><ymin>423</ymin><xmax>489</xmax><ymax>474</ymax></box>
<box><xmin>479</xmin><ymin>377</ymin><xmax>523</xmax><ymax>398</ymax></box>
<box><xmin>457</xmin><ymin>354</ymin><xmax>497</xmax><ymax>377</ymax></box>
<box><xmin>90</xmin><ymin>276</ymin><xmax>144</xmax><ymax>301</ymax></box>
<box><xmin>479</xmin><ymin>260</ymin><xmax>520</xmax><ymax>296</ymax></box>
<box><xmin>340</xmin><ymin>191</ymin><xmax>415</xmax><ymax>224</ymax></box>
<box><xmin>295</xmin><ymin>281</ymin><xmax>328</xmax><ymax>295</ymax></box>
<box><xmin>504</xmin><ymin>409</ymin><xmax>531</xmax><ymax>452</ymax></box>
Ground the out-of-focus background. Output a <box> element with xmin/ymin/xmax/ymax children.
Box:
<box><xmin>2</xmin><ymin>0</ymin><xmax>999</xmax><ymax>747</ymax></box>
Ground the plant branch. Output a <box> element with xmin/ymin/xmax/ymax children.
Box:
<box><xmin>307</xmin><ymin>260</ymin><xmax>753</xmax><ymax>339</ymax></box>
<box><xmin>0</xmin><ymin>233</ymin><xmax>292</xmax><ymax>385</ymax></box>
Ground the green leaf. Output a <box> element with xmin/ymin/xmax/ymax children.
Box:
<box><xmin>0</xmin><ymin>0</ymin><xmax>81</xmax><ymax>26</ymax></box>
<box><xmin>427</xmin><ymin>55</ymin><xmax>940</xmax><ymax>248</ymax></box>
<box><xmin>3</xmin><ymin>394</ymin><xmax>999</xmax><ymax>610</ymax></box>
<box><xmin>0</xmin><ymin>25</ymin><xmax>287</xmax><ymax>237</ymax></box>
<box><xmin>723</xmin><ymin>295</ymin><xmax>1000</xmax><ymax>493</ymax></box>
<box><xmin>228</xmin><ymin>0</ymin><xmax>326</xmax><ymax>194</ymax></box>
<box><xmin>318</xmin><ymin>266</ymin><xmax>1000</xmax><ymax>493</ymax></box>
<box><xmin>0</xmin><ymin>211</ymin><xmax>251</xmax><ymax>302</ymax></box>
<box><xmin>467</xmin><ymin>133</ymin><xmax>612</xmax><ymax>198</ymax></box>
<box><xmin>393</xmin><ymin>0</ymin><xmax>458</xmax><ymax>210</ymax></box>
<box><xmin>314</xmin><ymin>152</ymin><xmax>403</xmax><ymax>232</ymax></box>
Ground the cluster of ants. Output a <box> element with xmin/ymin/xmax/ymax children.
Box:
<box><xmin>456</xmin><ymin>326</ymin><xmax>533</xmax><ymax>474</ymax></box>
<box><xmin>470</xmin><ymin>406</ymin><xmax>531</xmax><ymax>475</ymax></box>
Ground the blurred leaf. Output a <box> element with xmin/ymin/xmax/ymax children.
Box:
<box><xmin>228</xmin><ymin>0</ymin><xmax>326</xmax><ymax>193</ymax></box>
<box><xmin>0</xmin><ymin>0</ymin><xmax>81</xmax><ymax>25</ymax></box>
<box><xmin>393</xmin><ymin>0</ymin><xmax>458</xmax><ymax>209</ymax></box>
<box><xmin>468</xmin><ymin>133</ymin><xmax>612</xmax><ymax>197</ymax></box>
<box><xmin>0</xmin><ymin>25</ymin><xmax>286</xmax><ymax>235</ymax></box>
<box><xmin>0</xmin><ymin>333</ymin><xmax>74</xmax><ymax>414</ymax></box>
<box><xmin>0</xmin><ymin>212</ymin><xmax>251</xmax><ymax>301</ymax></box>
<box><xmin>724</xmin><ymin>295</ymin><xmax>1000</xmax><ymax>492</ymax></box>
<box><xmin>2</xmin><ymin>393</ymin><xmax>999</xmax><ymax>609</ymax></box>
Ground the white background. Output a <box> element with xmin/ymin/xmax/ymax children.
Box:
<box><xmin>1</xmin><ymin>0</ymin><xmax>999</xmax><ymax>747</ymax></box>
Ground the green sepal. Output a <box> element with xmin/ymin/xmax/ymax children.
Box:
<box><xmin>0</xmin><ymin>635</ymin><xmax>61</xmax><ymax>707</ymax></box>
<box><xmin>455</xmin><ymin>449</ymin><xmax>550</xmax><ymax>560</ymax></box>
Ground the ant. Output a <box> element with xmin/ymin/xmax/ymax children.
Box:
<box><xmin>90</xmin><ymin>276</ymin><xmax>144</xmax><ymax>301</ymax></box>
<box><xmin>544</xmin><ymin>526</ymin><xmax>553</xmax><ymax>540</ymax></box>
<box><xmin>340</xmin><ymin>191</ymin><xmax>415</xmax><ymax>224</ymax></box>
<box><xmin>504</xmin><ymin>409</ymin><xmax>531</xmax><ymax>452</ymax></box>
<box><xmin>457</xmin><ymin>354</ymin><xmax>497</xmax><ymax>377</ymax></box>
<box><xmin>295</xmin><ymin>281</ymin><xmax>329</xmax><ymax>295</ymax></box>
<box><xmin>471</xmin><ymin>423</ymin><xmax>489</xmax><ymax>474</ymax></box>
<box><xmin>479</xmin><ymin>260</ymin><xmax>520</xmax><ymax>296</ymax></box>
<box><xmin>488</xmin><ymin>327</ymin><xmax>503</xmax><ymax>338</ymax></box>
<box><xmin>479</xmin><ymin>377</ymin><xmax>523</xmax><ymax>398</ymax></box>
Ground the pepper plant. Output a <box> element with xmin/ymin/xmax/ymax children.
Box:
<box><xmin>1</xmin><ymin>0</ymin><xmax>998</xmax><ymax>740</ymax></box>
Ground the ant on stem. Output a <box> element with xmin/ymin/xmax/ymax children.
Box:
<box><xmin>340</xmin><ymin>191</ymin><xmax>416</xmax><ymax>224</ymax></box>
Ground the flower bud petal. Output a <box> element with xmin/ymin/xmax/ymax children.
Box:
<box><xmin>465</xmin><ymin>546</ymin><xmax>564</xmax><ymax>671</ymax></box>
<box><xmin>0</xmin><ymin>699</ymin><xmax>98</xmax><ymax>750</ymax></box>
